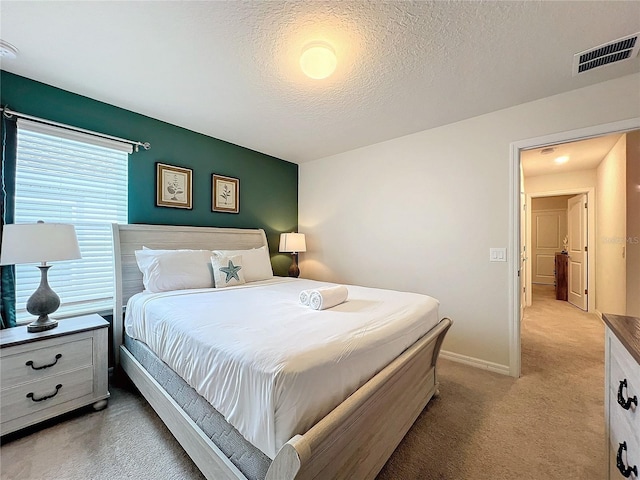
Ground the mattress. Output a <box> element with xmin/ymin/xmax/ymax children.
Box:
<box><xmin>125</xmin><ymin>277</ymin><xmax>440</xmax><ymax>459</ymax></box>
<box><xmin>124</xmin><ymin>334</ymin><xmax>271</xmax><ymax>480</ymax></box>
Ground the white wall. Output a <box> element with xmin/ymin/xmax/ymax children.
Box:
<box><xmin>596</xmin><ymin>135</ymin><xmax>627</xmax><ymax>315</ymax></box>
<box><xmin>525</xmin><ymin>170</ymin><xmax>597</xmax><ymax>194</ymax></box>
<box><xmin>530</xmin><ymin>195</ymin><xmax>572</xmax><ymax>211</ymax></box>
<box><xmin>627</xmin><ymin>131</ymin><xmax>640</xmax><ymax>317</ymax></box>
<box><xmin>299</xmin><ymin>73</ymin><xmax>640</xmax><ymax>372</ymax></box>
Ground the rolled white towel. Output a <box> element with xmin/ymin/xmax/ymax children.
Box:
<box><xmin>299</xmin><ymin>289</ymin><xmax>313</xmax><ymax>306</ymax></box>
<box><xmin>309</xmin><ymin>285</ymin><xmax>348</xmax><ymax>311</ymax></box>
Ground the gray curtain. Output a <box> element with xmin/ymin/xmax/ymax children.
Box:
<box><xmin>1</xmin><ymin>113</ymin><xmax>17</xmax><ymax>329</ymax></box>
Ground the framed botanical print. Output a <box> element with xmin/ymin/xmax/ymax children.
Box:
<box><xmin>156</xmin><ymin>162</ymin><xmax>193</xmax><ymax>209</ymax></box>
<box><xmin>212</xmin><ymin>174</ymin><xmax>239</xmax><ymax>213</ymax></box>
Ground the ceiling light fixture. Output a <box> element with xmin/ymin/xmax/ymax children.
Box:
<box><xmin>554</xmin><ymin>155</ymin><xmax>569</xmax><ymax>164</ymax></box>
<box><xmin>540</xmin><ymin>147</ymin><xmax>555</xmax><ymax>155</ymax></box>
<box><xmin>0</xmin><ymin>39</ymin><xmax>18</xmax><ymax>59</ymax></box>
<box><xmin>300</xmin><ymin>42</ymin><xmax>337</xmax><ymax>80</ymax></box>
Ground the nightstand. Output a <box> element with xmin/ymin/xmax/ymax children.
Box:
<box><xmin>0</xmin><ymin>313</ymin><xmax>110</xmax><ymax>436</ymax></box>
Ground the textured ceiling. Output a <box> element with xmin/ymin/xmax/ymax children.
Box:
<box><xmin>1</xmin><ymin>1</ymin><xmax>639</xmax><ymax>163</ymax></box>
<box><xmin>521</xmin><ymin>133</ymin><xmax>625</xmax><ymax>178</ymax></box>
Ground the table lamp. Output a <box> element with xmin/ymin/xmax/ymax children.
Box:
<box><xmin>279</xmin><ymin>232</ymin><xmax>306</xmax><ymax>278</ymax></box>
<box><xmin>0</xmin><ymin>221</ymin><xmax>81</xmax><ymax>332</ymax></box>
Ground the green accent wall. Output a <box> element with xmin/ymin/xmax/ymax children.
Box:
<box><xmin>0</xmin><ymin>71</ymin><xmax>298</xmax><ymax>275</ymax></box>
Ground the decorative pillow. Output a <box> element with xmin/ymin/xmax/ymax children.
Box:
<box><xmin>134</xmin><ymin>249</ymin><xmax>213</xmax><ymax>293</ymax></box>
<box><xmin>211</xmin><ymin>254</ymin><xmax>246</xmax><ymax>288</ymax></box>
<box><xmin>211</xmin><ymin>246</ymin><xmax>272</xmax><ymax>282</ymax></box>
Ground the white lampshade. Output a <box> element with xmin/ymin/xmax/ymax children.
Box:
<box><xmin>279</xmin><ymin>233</ymin><xmax>306</xmax><ymax>253</ymax></box>
<box><xmin>0</xmin><ymin>222</ymin><xmax>81</xmax><ymax>265</ymax></box>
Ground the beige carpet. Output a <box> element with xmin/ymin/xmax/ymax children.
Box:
<box><xmin>378</xmin><ymin>284</ymin><xmax>605</xmax><ymax>480</ymax></box>
<box><xmin>1</xmin><ymin>285</ymin><xmax>605</xmax><ymax>480</ymax></box>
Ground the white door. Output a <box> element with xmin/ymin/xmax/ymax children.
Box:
<box><xmin>531</xmin><ymin>209</ymin><xmax>567</xmax><ymax>285</ymax></box>
<box><xmin>567</xmin><ymin>194</ymin><xmax>588</xmax><ymax>310</ymax></box>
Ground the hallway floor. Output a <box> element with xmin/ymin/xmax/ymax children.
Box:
<box><xmin>520</xmin><ymin>283</ymin><xmax>605</xmax><ymax>474</ymax></box>
<box><xmin>524</xmin><ymin>283</ymin><xmax>604</xmax><ymax>380</ymax></box>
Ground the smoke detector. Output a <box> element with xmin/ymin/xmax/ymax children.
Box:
<box><xmin>573</xmin><ymin>33</ymin><xmax>639</xmax><ymax>75</ymax></box>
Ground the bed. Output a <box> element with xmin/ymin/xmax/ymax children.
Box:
<box><xmin>112</xmin><ymin>223</ymin><xmax>452</xmax><ymax>480</ymax></box>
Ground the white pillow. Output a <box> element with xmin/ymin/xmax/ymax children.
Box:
<box><xmin>134</xmin><ymin>249</ymin><xmax>213</xmax><ymax>293</ymax></box>
<box><xmin>211</xmin><ymin>246</ymin><xmax>273</xmax><ymax>282</ymax></box>
<box><xmin>211</xmin><ymin>254</ymin><xmax>245</xmax><ymax>288</ymax></box>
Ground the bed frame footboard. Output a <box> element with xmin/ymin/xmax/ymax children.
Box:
<box><xmin>266</xmin><ymin>317</ymin><xmax>452</xmax><ymax>480</ymax></box>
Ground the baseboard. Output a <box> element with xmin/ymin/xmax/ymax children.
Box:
<box><xmin>440</xmin><ymin>350</ymin><xmax>511</xmax><ymax>376</ymax></box>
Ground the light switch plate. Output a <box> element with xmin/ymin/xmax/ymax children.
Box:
<box><xmin>490</xmin><ymin>248</ymin><xmax>507</xmax><ymax>262</ymax></box>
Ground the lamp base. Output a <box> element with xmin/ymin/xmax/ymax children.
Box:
<box><xmin>27</xmin><ymin>316</ymin><xmax>58</xmax><ymax>333</ymax></box>
<box><xmin>26</xmin><ymin>265</ymin><xmax>60</xmax><ymax>333</ymax></box>
<box><xmin>288</xmin><ymin>253</ymin><xmax>300</xmax><ymax>278</ymax></box>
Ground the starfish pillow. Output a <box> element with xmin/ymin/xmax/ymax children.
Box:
<box><xmin>211</xmin><ymin>254</ymin><xmax>246</xmax><ymax>288</ymax></box>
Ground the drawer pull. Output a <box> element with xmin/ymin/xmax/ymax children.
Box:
<box><xmin>26</xmin><ymin>384</ymin><xmax>63</xmax><ymax>402</ymax></box>
<box><xmin>618</xmin><ymin>379</ymin><xmax>638</xmax><ymax>410</ymax></box>
<box><xmin>26</xmin><ymin>354</ymin><xmax>62</xmax><ymax>370</ymax></box>
<box><xmin>617</xmin><ymin>442</ymin><xmax>638</xmax><ymax>478</ymax></box>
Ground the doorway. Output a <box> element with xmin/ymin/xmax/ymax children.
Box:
<box><xmin>527</xmin><ymin>192</ymin><xmax>590</xmax><ymax>311</ymax></box>
<box><xmin>508</xmin><ymin>118</ymin><xmax>640</xmax><ymax>378</ymax></box>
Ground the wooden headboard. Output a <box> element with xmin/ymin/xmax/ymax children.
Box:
<box><xmin>111</xmin><ymin>223</ymin><xmax>268</xmax><ymax>364</ymax></box>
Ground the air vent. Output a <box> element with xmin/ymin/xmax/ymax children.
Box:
<box><xmin>573</xmin><ymin>33</ymin><xmax>640</xmax><ymax>75</ymax></box>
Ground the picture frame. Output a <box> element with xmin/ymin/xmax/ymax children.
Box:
<box><xmin>212</xmin><ymin>174</ymin><xmax>239</xmax><ymax>213</ymax></box>
<box><xmin>156</xmin><ymin>162</ymin><xmax>193</xmax><ymax>209</ymax></box>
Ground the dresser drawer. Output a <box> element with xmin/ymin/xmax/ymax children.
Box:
<box><xmin>609</xmin><ymin>358</ymin><xmax>640</xmax><ymax>434</ymax></box>
<box><xmin>1</xmin><ymin>337</ymin><xmax>93</xmax><ymax>388</ymax></box>
<box><xmin>609</xmin><ymin>439</ymin><xmax>639</xmax><ymax>480</ymax></box>
<box><xmin>610</xmin><ymin>330</ymin><xmax>640</xmax><ymax>386</ymax></box>
<box><xmin>0</xmin><ymin>366</ymin><xmax>94</xmax><ymax>423</ymax></box>
<box><xmin>608</xmin><ymin>333</ymin><xmax>640</xmax><ymax>440</ymax></box>
<box><xmin>609</xmin><ymin>406</ymin><xmax>640</xmax><ymax>479</ymax></box>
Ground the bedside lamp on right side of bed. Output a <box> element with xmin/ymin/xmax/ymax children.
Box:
<box><xmin>279</xmin><ymin>232</ymin><xmax>306</xmax><ymax>278</ymax></box>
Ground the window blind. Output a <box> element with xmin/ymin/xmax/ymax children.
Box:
<box><xmin>14</xmin><ymin>119</ymin><xmax>129</xmax><ymax>322</ymax></box>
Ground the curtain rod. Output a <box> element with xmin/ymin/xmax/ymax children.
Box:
<box><xmin>1</xmin><ymin>106</ymin><xmax>151</xmax><ymax>152</ymax></box>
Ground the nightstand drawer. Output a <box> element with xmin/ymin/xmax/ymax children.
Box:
<box><xmin>1</xmin><ymin>337</ymin><xmax>93</xmax><ymax>388</ymax></box>
<box><xmin>0</xmin><ymin>366</ymin><xmax>93</xmax><ymax>422</ymax></box>
<box><xmin>0</xmin><ymin>314</ymin><xmax>109</xmax><ymax>436</ymax></box>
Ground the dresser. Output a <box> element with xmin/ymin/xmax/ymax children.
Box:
<box><xmin>0</xmin><ymin>314</ymin><xmax>110</xmax><ymax>436</ymax></box>
<box><xmin>604</xmin><ymin>313</ymin><xmax>640</xmax><ymax>480</ymax></box>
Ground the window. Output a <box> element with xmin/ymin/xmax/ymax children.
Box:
<box><xmin>14</xmin><ymin>119</ymin><xmax>129</xmax><ymax>322</ymax></box>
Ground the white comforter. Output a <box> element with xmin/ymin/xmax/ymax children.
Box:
<box><xmin>125</xmin><ymin>277</ymin><xmax>440</xmax><ymax>459</ymax></box>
